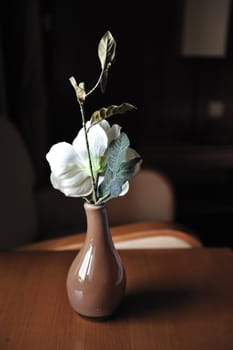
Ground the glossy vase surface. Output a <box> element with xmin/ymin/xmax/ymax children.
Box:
<box><xmin>66</xmin><ymin>202</ymin><xmax>126</xmax><ymax>319</ymax></box>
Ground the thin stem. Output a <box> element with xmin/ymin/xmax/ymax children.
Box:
<box><xmin>96</xmin><ymin>193</ymin><xmax>111</xmax><ymax>205</ymax></box>
<box><xmin>86</xmin><ymin>69</ymin><xmax>104</xmax><ymax>98</ymax></box>
<box><xmin>79</xmin><ymin>102</ymin><xmax>97</xmax><ymax>203</ymax></box>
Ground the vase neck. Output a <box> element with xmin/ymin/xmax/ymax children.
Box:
<box><xmin>84</xmin><ymin>203</ymin><xmax>111</xmax><ymax>242</ymax></box>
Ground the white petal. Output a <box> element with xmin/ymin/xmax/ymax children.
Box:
<box><xmin>46</xmin><ymin>142</ymin><xmax>78</xmax><ymax>172</ymax></box>
<box><xmin>98</xmin><ymin>121</ymin><xmax>121</xmax><ymax>143</ymax></box>
<box><xmin>72</xmin><ymin>177</ymin><xmax>93</xmax><ymax>197</ymax></box>
<box><xmin>72</xmin><ymin>127</ymin><xmax>88</xmax><ymax>164</ymax></box>
<box><xmin>126</xmin><ymin>147</ymin><xmax>142</xmax><ymax>176</ymax></box>
<box><xmin>88</xmin><ymin>123</ymin><xmax>108</xmax><ymax>157</ymax></box>
<box><xmin>51</xmin><ymin>173</ymin><xmax>92</xmax><ymax>197</ymax></box>
<box><xmin>108</xmin><ymin>124</ymin><xmax>122</xmax><ymax>144</ymax></box>
<box><xmin>97</xmin><ymin>175</ymin><xmax>104</xmax><ymax>186</ymax></box>
<box><xmin>53</xmin><ymin>168</ymin><xmax>87</xmax><ymax>187</ymax></box>
<box><xmin>119</xmin><ymin>181</ymin><xmax>129</xmax><ymax>196</ymax></box>
<box><xmin>51</xmin><ymin>162</ymin><xmax>91</xmax><ymax>196</ymax></box>
<box><xmin>98</xmin><ymin>120</ymin><xmax>111</xmax><ymax>132</ymax></box>
<box><xmin>126</xmin><ymin>147</ymin><xmax>141</xmax><ymax>160</ymax></box>
<box><xmin>73</xmin><ymin>123</ymin><xmax>108</xmax><ymax>162</ymax></box>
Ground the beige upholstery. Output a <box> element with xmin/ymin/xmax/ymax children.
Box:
<box><xmin>107</xmin><ymin>168</ymin><xmax>175</xmax><ymax>226</ymax></box>
<box><xmin>115</xmin><ymin>235</ymin><xmax>198</xmax><ymax>249</ymax></box>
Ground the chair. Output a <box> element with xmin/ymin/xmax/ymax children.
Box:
<box><xmin>106</xmin><ymin>168</ymin><xmax>175</xmax><ymax>226</ymax></box>
<box><xmin>0</xmin><ymin>117</ymin><xmax>85</xmax><ymax>249</ymax></box>
<box><xmin>32</xmin><ymin>169</ymin><xmax>202</xmax><ymax>250</ymax></box>
<box><xmin>0</xmin><ymin>117</ymin><xmax>39</xmax><ymax>249</ymax></box>
<box><xmin>17</xmin><ymin>168</ymin><xmax>202</xmax><ymax>251</ymax></box>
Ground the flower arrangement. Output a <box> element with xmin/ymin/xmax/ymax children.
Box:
<box><xmin>46</xmin><ymin>31</ymin><xmax>142</xmax><ymax>205</ymax></box>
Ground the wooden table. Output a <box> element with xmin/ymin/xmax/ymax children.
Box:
<box><xmin>0</xmin><ymin>247</ymin><xmax>232</xmax><ymax>349</ymax></box>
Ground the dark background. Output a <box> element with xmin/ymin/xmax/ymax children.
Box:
<box><xmin>1</xmin><ymin>0</ymin><xmax>233</xmax><ymax>247</ymax></box>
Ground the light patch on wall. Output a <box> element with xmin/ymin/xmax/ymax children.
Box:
<box><xmin>181</xmin><ymin>0</ymin><xmax>231</xmax><ymax>57</ymax></box>
<box><xmin>207</xmin><ymin>100</ymin><xmax>225</xmax><ymax>119</ymax></box>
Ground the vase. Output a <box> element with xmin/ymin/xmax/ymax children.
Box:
<box><xmin>66</xmin><ymin>202</ymin><xmax>126</xmax><ymax>319</ymax></box>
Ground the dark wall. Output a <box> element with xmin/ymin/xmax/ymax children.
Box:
<box><xmin>40</xmin><ymin>1</ymin><xmax>233</xmax><ymax>247</ymax></box>
<box><xmin>143</xmin><ymin>0</ymin><xmax>233</xmax><ymax>146</ymax></box>
<box><xmin>2</xmin><ymin>1</ymin><xmax>233</xmax><ymax>246</ymax></box>
<box><xmin>140</xmin><ymin>1</ymin><xmax>233</xmax><ymax>248</ymax></box>
<box><xmin>41</xmin><ymin>1</ymin><xmax>144</xmax><ymax>147</ymax></box>
<box><xmin>43</xmin><ymin>1</ymin><xmax>233</xmax><ymax>147</ymax></box>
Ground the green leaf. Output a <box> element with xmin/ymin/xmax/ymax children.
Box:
<box><xmin>90</xmin><ymin>103</ymin><xmax>137</xmax><ymax>125</ymax></box>
<box><xmin>118</xmin><ymin>157</ymin><xmax>142</xmax><ymax>180</ymax></box>
<box><xmin>98</xmin><ymin>168</ymin><xmax>113</xmax><ymax>199</ymax></box>
<box><xmin>98</xmin><ymin>133</ymin><xmax>142</xmax><ymax>200</ymax></box>
<box><xmin>98</xmin><ymin>133</ymin><xmax>129</xmax><ymax>198</ymax></box>
<box><xmin>109</xmin><ymin>157</ymin><xmax>141</xmax><ymax>197</ymax></box>
<box><xmin>108</xmin><ymin>133</ymin><xmax>130</xmax><ymax>172</ymax></box>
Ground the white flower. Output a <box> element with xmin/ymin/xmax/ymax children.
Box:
<box><xmin>46</xmin><ymin>120</ymin><xmax>138</xmax><ymax>198</ymax></box>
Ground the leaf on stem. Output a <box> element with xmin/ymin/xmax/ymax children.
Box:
<box><xmin>69</xmin><ymin>76</ymin><xmax>86</xmax><ymax>102</ymax></box>
<box><xmin>98</xmin><ymin>133</ymin><xmax>141</xmax><ymax>199</ymax></box>
<box><xmin>98</xmin><ymin>31</ymin><xmax>116</xmax><ymax>70</ymax></box>
<box><xmin>109</xmin><ymin>157</ymin><xmax>141</xmax><ymax>197</ymax></box>
<box><xmin>98</xmin><ymin>31</ymin><xmax>116</xmax><ymax>93</ymax></box>
<box><xmin>90</xmin><ymin>103</ymin><xmax>137</xmax><ymax>125</ymax></box>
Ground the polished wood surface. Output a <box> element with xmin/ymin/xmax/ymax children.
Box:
<box><xmin>17</xmin><ymin>221</ymin><xmax>202</xmax><ymax>251</ymax></box>
<box><xmin>0</xmin><ymin>248</ymin><xmax>232</xmax><ymax>350</ymax></box>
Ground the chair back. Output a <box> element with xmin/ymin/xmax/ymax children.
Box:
<box><xmin>107</xmin><ymin>168</ymin><xmax>175</xmax><ymax>226</ymax></box>
<box><xmin>0</xmin><ymin>117</ymin><xmax>38</xmax><ymax>249</ymax></box>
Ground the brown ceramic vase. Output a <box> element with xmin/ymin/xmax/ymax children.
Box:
<box><xmin>66</xmin><ymin>202</ymin><xmax>126</xmax><ymax>319</ymax></box>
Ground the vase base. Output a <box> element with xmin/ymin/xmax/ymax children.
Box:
<box><xmin>77</xmin><ymin>311</ymin><xmax>116</xmax><ymax>322</ymax></box>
